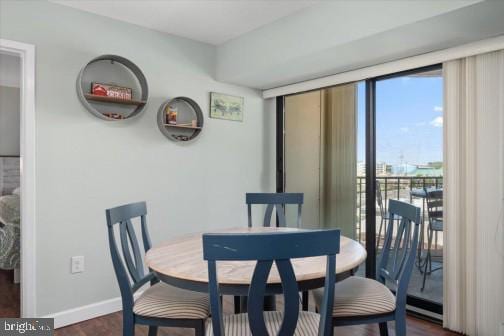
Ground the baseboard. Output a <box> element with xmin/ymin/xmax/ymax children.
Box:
<box><xmin>43</xmin><ymin>292</ymin><xmax>143</xmax><ymax>329</ymax></box>
<box><xmin>406</xmin><ymin>304</ymin><xmax>443</xmax><ymax>323</ymax></box>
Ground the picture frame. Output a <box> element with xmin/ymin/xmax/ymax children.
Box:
<box><xmin>209</xmin><ymin>92</ymin><xmax>244</xmax><ymax>122</ymax></box>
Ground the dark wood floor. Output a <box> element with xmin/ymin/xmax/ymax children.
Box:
<box><xmin>55</xmin><ymin>296</ymin><xmax>460</xmax><ymax>336</ymax></box>
<box><xmin>0</xmin><ymin>269</ymin><xmax>20</xmax><ymax>317</ymax></box>
<box><xmin>0</xmin><ymin>265</ymin><xmax>457</xmax><ymax>335</ymax></box>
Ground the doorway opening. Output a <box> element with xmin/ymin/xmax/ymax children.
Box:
<box><xmin>0</xmin><ymin>38</ymin><xmax>36</xmax><ymax>318</ymax></box>
<box><xmin>0</xmin><ymin>51</ymin><xmax>21</xmax><ymax>317</ymax></box>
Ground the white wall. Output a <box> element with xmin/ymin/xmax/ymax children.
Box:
<box><xmin>0</xmin><ymin>1</ymin><xmax>274</xmax><ymax>317</ymax></box>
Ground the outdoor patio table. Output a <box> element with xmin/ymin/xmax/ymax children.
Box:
<box><xmin>145</xmin><ymin>227</ymin><xmax>366</xmax><ymax>297</ymax></box>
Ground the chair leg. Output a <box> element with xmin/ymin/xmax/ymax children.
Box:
<box><xmin>421</xmin><ymin>228</ymin><xmax>433</xmax><ymax>291</ymax></box>
<box><xmin>233</xmin><ymin>295</ymin><xmax>241</xmax><ymax>314</ymax></box>
<box><xmin>302</xmin><ymin>291</ymin><xmax>309</xmax><ymax>311</ymax></box>
<box><xmin>379</xmin><ymin>322</ymin><xmax>389</xmax><ymax>336</ymax></box>
<box><xmin>123</xmin><ymin>315</ymin><xmax>135</xmax><ymax>336</ymax></box>
<box><xmin>240</xmin><ymin>296</ymin><xmax>248</xmax><ymax>313</ymax></box>
<box><xmin>148</xmin><ymin>326</ymin><xmax>158</xmax><ymax>336</ymax></box>
<box><xmin>195</xmin><ymin>319</ymin><xmax>205</xmax><ymax>336</ymax></box>
<box><xmin>395</xmin><ymin>315</ymin><xmax>406</xmax><ymax>336</ymax></box>
<box><xmin>376</xmin><ymin>217</ymin><xmax>384</xmax><ymax>249</ymax></box>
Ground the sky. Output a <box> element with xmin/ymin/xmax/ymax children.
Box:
<box><xmin>356</xmin><ymin>75</ymin><xmax>443</xmax><ymax>165</ymax></box>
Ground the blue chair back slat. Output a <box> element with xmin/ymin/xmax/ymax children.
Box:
<box><xmin>140</xmin><ymin>215</ymin><xmax>153</xmax><ymax>253</ymax></box>
<box><xmin>106</xmin><ymin>202</ymin><xmax>156</xmax><ymax>313</ymax></box>
<box><xmin>119</xmin><ymin>219</ymin><xmax>145</xmax><ymax>283</ymax></box>
<box><xmin>425</xmin><ymin>189</ymin><xmax>443</xmax><ymax>221</ymax></box>
<box><xmin>390</xmin><ymin>216</ymin><xmax>412</xmax><ymax>280</ymax></box>
<box><xmin>107</xmin><ymin>202</ymin><xmax>147</xmax><ymax>226</ymax></box>
<box><xmin>246</xmin><ymin>193</ymin><xmax>303</xmax><ymax>228</ymax></box>
<box><xmin>203</xmin><ymin>230</ymin><xmax>340</xmax><ymax>336</ymax></box>
<box><xmin>246</xmin><ymin>193</ymin><xmax>303</xmax><ymax>205</ymax></box>
<box><xmin>378</xmin><ymin>199</ymin><xmax>421</xmax><ymax>305</ymax></box>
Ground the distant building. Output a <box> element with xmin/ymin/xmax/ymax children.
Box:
<box><xmin>391</xmin><ymin>163</ymin><xmax>417</xmax><ymax>175</ymax></box>
<box><xmin>357</xmin><ymin>161</ymin><xmax>365</xmax><ymax>177</ymax></box>
<box><xmin>376</xmin><ymin>162</ymin><xmax>390</xmax><ymax>176</ymax></box>
<box><xmin>391</xmin><ymin>163</ymin><xmax>443</xmax><ymax>176</ymax></box>
<box><xmin>357</xmin><ymin>161</ymin><xmax>391</xmax><ymax>176</ymax></box>
<box><xmin>428</xmin><ymin>161</ymin><xmax>443</xmax><ymax>169</ymax></box>
<box><xmin>415</xmin><ymin>165</ymin><xmax>443</xmax><ymax>176</ymax></box>
<box><xmin>357</xmin><ymin>161</ymin><xmax>441</xmax><ymax>177</ymax></box>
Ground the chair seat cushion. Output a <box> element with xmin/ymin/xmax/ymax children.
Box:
<box><xmin>205</xmin><ymin>311</ymin><xmax>320</xmax><ymax>336</ymax></box>
<box><xmin>133</xmin><ymin>283</ymin><xmax>209</xmax><ymax>319</ymax></box>
<box><xmin>313</xmin><ymin>276</ymin><xmax>396</xmax><ymax>318</ymax></box>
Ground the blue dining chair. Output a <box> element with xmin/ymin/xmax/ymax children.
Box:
<box><xmin>421</xmin><ymin>189</ymin><xmax>443</xmax><ymax>291</ymax></box>
<box><xmin>376</xmin><ymin>180</ymin><xmax>391</xmax><ymax>249</ymax></box>
<box><xmin>246</xmin><ymin>192</ymin><xmax>303</xmax><ymax>228</ymax></box>
<box><xmin>203</xmin><ymin>229</ymin><xmax>340</xmax><ymax>336</ymax></box>
<box><xmin>106</xmin><ymin>202</ymin><xmax>209</xmax><ymax>336</ymax></box>
<box><xmin>243</xmin><ymin>192</ymin><xmax>307</xmax><ymax>312</ymax></box>
<box><xmin>313</xmin><ymin>199</ymin><xmax>421</xmax><ymax>336</ymax></box>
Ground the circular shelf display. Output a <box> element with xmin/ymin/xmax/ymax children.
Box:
<box><xmin>157</xmin><ymin>97</ymin><xmax>204</xmax><ymax>142</ymax></box>
<box><xmin>77</xmin><ymin>55</ymin><xmax>148</xmax><ymax>121</ymax></box>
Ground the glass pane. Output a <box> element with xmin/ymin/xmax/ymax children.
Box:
<box><xmin>375</xmin><ymin>68</ymin><xmax>443</xmax><ymax>306</ymax></box>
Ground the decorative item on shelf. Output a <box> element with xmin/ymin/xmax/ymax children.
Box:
<box><xmin>91</xmin><ymin>83</ymin><xmax>132</xmax><ymax>100</ymax></box>
<box><xmin>77</xmin><ymin>54</ymin><xmax>148</xmax><ymax>121</ymax></box>
<box><xmin>172</xmin><ymin>135</ymin><xmax>190</xmax><ymax>141</ymax></box>
<box><xmin>157</xmin><ymin>97</ymin><xmax>204</xmax><ymax>142</ymax></box>
<box><xmin>102</xmin><ymin>113</ymin><xmax>124</xmax><ymax>120</ymax></box>
<box><xmin>167</xmin><ymin>104</ymin><xmax>178</xmax><ymax>124</ymax></box>
<box><xmin>209</xmin><ymin>92</ymin><xmax>244</xmax><ymax>122</ymax></box>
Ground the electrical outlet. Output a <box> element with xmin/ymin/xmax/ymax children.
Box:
<box><xmin>71</xmin><ymin>256</ymin><xmax>85</xmax><ymax>274</ymax></box>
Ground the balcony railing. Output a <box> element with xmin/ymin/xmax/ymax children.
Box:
<box><xmin>356</xmin><ymin>175</ymin><xmax>443</xmax><ymax>244</ymax></box>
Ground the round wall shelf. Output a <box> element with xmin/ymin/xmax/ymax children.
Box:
<box><xmin>157</xmin><ymin>97</ymin><xmax>204</xmax><ymax>142</ymax></box>
<box><xmin>77</xmin><ymin>55</ymin><xmax>148</xmax><ymax>121</ymax></box>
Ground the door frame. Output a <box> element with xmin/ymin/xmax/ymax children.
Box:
<box><xmin>0</xmin><ymin>38</ymin><xmax>37</xmax><ymax>317</ymax></box>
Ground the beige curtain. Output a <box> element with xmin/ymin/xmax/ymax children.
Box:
<box><xmin>444</xmin><ymin>50</ymin><xmax>504</xmax><ymax>336</ymax></box>
<box><xmin>320</xmin><ymin>84</ymin><xmax>357</xmax><ymax>238</ymax></box>
<box><xmin>284</xmin><ymin>84</ymin><xmax>357</xmax><ymax>235</ymax></box>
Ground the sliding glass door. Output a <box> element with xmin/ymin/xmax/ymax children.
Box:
<box><xmin>374</xmin><ymin>65</ymin><xmax>443</xmax><ymax>314</ymax></box>
<box><xmin>277</xmin><ymin>64</ymin><xmax>443</xmax><ymax>315</ymax></box>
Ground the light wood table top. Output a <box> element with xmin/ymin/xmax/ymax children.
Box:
<box><xmin>146</xmin><ymin>227</ymin><xmax>366</xmax><ymax>294</ymax></box>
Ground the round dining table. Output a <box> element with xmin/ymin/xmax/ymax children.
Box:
<box><xmin>145</xmin><ymin>227</ymin><xmax>367</xmax><ymax>296</ymax></box>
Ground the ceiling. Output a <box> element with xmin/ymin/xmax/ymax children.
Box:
<box><xmin>216</xmin><ymin>0</ymin><xmax>504</xmax><ymax>89</ymax></box>
<box><xmin>51</xmin><ymin>0</ymin><xmax>317</xmax><ymax>45</ymax></box>
<box><xmin>51</xmin><ymin>0</ymin><xmax>504</xmax><ymax>90</ymax></box>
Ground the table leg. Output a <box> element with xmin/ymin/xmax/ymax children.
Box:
<box><xmin>264</xmin><ymin>295</ymin><xmax>276</xmax><ymax>311</ymax></box>
<box><xmin>239</xmin><ymin>296</ymin><xmax>247</xmax><ymax>313</ymax></box>
<box><xmin>238</xmin><ymin>295</ymin><xmax>276</xmax><ymax>313</ymax></box>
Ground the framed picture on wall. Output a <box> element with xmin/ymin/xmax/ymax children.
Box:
<box><xmin>209</xmin><ymin>92</ymin><xmax>244</xmax><ymax>122</ymax></box>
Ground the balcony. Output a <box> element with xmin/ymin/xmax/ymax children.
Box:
<box><xmin>356</xmin><ymin>176</ymin><xmax>443</xmax><ymax>306</ymax></box>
